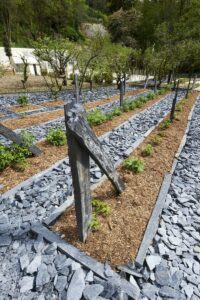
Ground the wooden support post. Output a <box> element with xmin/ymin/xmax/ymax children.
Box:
<box><xmin>144</xmin><ymin>74</ymin><xmax>149</xmax><ymax>89</ymax></box>
<box><xmin>64</xmin><ymin>102</ymin><xmax>125</xmax><ymax>242</ymax></box>
<box><xmin>0</xmin><ymin>124</ymin><xmax>42</xmax><ymax>156</ymax></box>
<box><xmin>186</xmin><ymin>76</ymin><xmax>191</xmax><ymax>99</ymax></box>
<box><xmin>120</xmin><ymin>81</ymin><xmax>124</xmax><ymax>108</ymax></box>
<box><xmin>123</xmin><ymin>73</ymin><xmax>126</xmax><ymax>95</ymax></box>
<box><xmin>170</xmin><ymin>80</ymin><xmax>179</xmax><ymax>123</ymax></box>
<box><xmin>192</xmin><ymin>74</ymin><xmax>197</xmax><ymax>91</ymax></box>
<box><xmin>154</xmin><ymin>75</ymin><xmax>157</xmax><ymax>93</ymax></box>
<box><xmin>74</xmin><ymin>73</ymin><xmax>79</xmax><ymax>103</ymax></box>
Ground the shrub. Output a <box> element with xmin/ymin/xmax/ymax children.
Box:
<box><xmin>20</xmin><ymin>130</ymin><xmax>35</xmax><ymax>148</ymax></box>
<box><xmin>142</xmin><ymin>144</ymin><xmax>154</xmax><ymax>157</ymax></box>
<box><xmin>158</xmin><ymin>88</ymin><xmax>166</xmax><ymax>95</ymax></box>
<box><xmin>134</xmin><ymin>99</ymin><xmax>143</xmax><ymax>108</ymax></box>
<box><xmin>12</xmin><ymin>159</ymin><xmax>27</xmax><ymax>172</ymax></box>
<box><xmin>146</xmin><ymin>92</ymin><xmax>155</xmax><ymax>100</ymax></box>
<box><xmin>0</xmin><ymin>144</ymin><xmax>13</xmax><ymax>171</ymax></box>
<box><xmin>89</xmin><ymin>213</ymin><xmax>100</xmax><ymax>231</ymax></box>
<box><xmin>17</xmin><ymin>95</ymin><xmax>28</xmax><ymax>106</ymax></box>
<box><xmin>138</xmin><ymin>96</ymin><xmax>148</xmax><ymax>104</ymax></box>
<box><xmin>87</xmin><ymin>109</ymin><xmax>107</xmax><ymax>126</ymax></box>
<box><xmin>123</xmin><ymin>157</ymin><xmax>145</xmax><ymax>173</ymax></box>
<box><xmin>129</xmin><ymin>101</ymin><xmax>137</xmax><ymax>110</ymax></box>
<box><xmin>112</xmin><ymin>106</ymin><xmax>122</xmax><ymax>116</ymax></box>
<box><xmin>92</xmin><ymin>199</ymin><xmax>112</xmax><ymax>216</ymax></box>
<box><xmin>160</xmin><ymin>119</ymin><xmax>171</xmax><ymax>130</ymax></box>
<box><xmin>47</xmin><ymin>128</ymin><xmax>67</xmax><ymax>146</ymax></box>
<box><xmin>150</xmin><ymin>135</ymin><xmax>162</xmax><ymax>146</ymax></box>
<box><xmin>123</xmin><ymin>101</ymin><xmax>130</xmax><ymax>112</ymax></box>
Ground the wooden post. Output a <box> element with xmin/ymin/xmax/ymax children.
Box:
<box><xmin>154</xmin><ymin>75</ymin><xmax>157</xmax><ymax>93</ymax></box>
<box><xmin>186</xmin><ymin>75</ymin><xmax>191</xmax><ymax>99</ymax></box>
<box><xmin>144</xmin><ymin>74</ymin><xmax>149</xmax><ymax>89</ymax></box>
<box><xmin>192</xmin><ymin>74</ymin><xmax>197</xmax><ymax>91</ymax></box>
<box><xmin>123</xmin><ymin>73</ymin><xmax>126</xmax><ymax>95</ymax></box>
<box><xmin>120</xmin><ymin>81</ymin><xmax>124</xmax><ymax>107</ymax></box>
<box><xmin>170</xmin><ymin>80</ymin><xmax>179</xmax><ymax>122</ymax></box>
<box><xmin>64</xmin><ymin>102</ymin><xmax>125</xmax><ymax>242</ymax></box>
<box><xmin>74</xmin><ymin>73</ymin><xmax>79</xmax><ymax>103</ymax></box>
<box><xmin>0</xmin><ymin>124</ymin><xmax>42</xmax><ymax>156</ymax></box>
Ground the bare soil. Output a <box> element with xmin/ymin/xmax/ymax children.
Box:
<box><xmin>53</xmin><ymin>93</ymin><xmax>198</xmax><ymax>267</ymax></box>
<box><xmin>0</xmin><ymin>92</ymin><xmax>167</xmax><ymax>193</ymax></box>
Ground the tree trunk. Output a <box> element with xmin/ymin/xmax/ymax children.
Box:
<box><xmin>123</xmin><ymin>73</ymin><xmax>126</xmax><ymax>95</ymax></box>
<box><xmin>191</xmin><ymin>74</ymin><xmax>197</xmax><ymax>91</ymax></box>
<box><xmin>144</xmin><ymin>74</ymin><xmax>149</xmax><ymax>89</ymax></box>
<box><xmin>186</xmin><ymin>75</ymin><xmax>192</xmax><ymax>99</ymax></box>
<box><xmin>90</xmin><ymin>80</ymin><xmax>93</xmax><ymax>92</ymax></box>
<box><xmin>167</xmin><ymin>71</ymin><xmax>172</xmax><ymax>84</ymax></box>
<box><xmin>154</xmin><ymin>75</ymin><xmax>157</xmax><ymax>93</ymax></box>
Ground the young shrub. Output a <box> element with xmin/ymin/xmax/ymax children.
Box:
<box><xmin>92</xmin><ymin>199</ymin><xmax>112</xmax><ymax>216</ymax></box>
<box><xmin>157</xmin><ymin>88</ymin><xmax>166</xmax><ymax>95</ymax></box>
<box><xmin>89</xmin><ymin>213</ymin><xmax>100</xmax><ymax>231</ymax></box>
<box><xmin>12</xmin><ymin>159</ymin><xmax>27</xmax><ymax>172</ymax></box>
<box><xmin>123</xmin><ymin>157</ymin><xmax>145</xmax><ymax>173</ymax></box>
<box><xmin>112</xmin><ymin>106</ymin><xmax>122</xmax><ymax>116</ymax></box>
<box><xmin>20</xmin><ymin>130</ymin><xmax>35</xmax><ymax>148</ymax></box>
<box><xmin>160</xmin><ymin>119</ymin><xmax>171</xmax><ymax>130</ymax></box>
<box><xmin>142</xmin><ymin>144</ymin><xmax>154</xmax><ymax>157</ymax></box>
<box><xmin>10</xmin><ymin>144</ymin><xmax>30</xmax><ymax>172</ymax></box>
<box><xmin>17</xmin><ymin>95</ymin><xmax>28</xmax><ymax>106</ymax></box>
<box><xmin>105</xmin><ymin>112</ymin><xmax>113</xmax><ymax>121</ymax></box>
<box><xmin>138</xmin><ymin>96</ymin><xmax>148</xmax><ymax>104</ymax></box>
<box><xmin>146</xmin><ymin>92</ymin><xmax>155</xmax><ymax>100</ymax></box>
<box><xmin>123</xmin><ymin>101</ymin><xmax>130</xmax><ymax>112</ymax></box>
<box><xmin>150</xmin><ymin>135</ymin><xmax>162</xmax><ymax>146</ymax></box>
<box><xmin>134</xmin><ymin>99</ymin><xmax>143</xmax><ymax>108</ymax></box>
<box><xmin>129</xmin><ymin>100</ymin><xmax>137</xmax><ymax>110</ymax></box>
<box><xmin>87</xmin><ymin>109</ymin><xmax>107</xmax><ymax>126</ymax></box>
<box><xmin>47</xmin><ymin>128</ymin><xmax>67</xmax><ymax>146</ymax></box>
<box><xmin>0</xmin><ymin>144</ymin><xmax>13</xmax><ymax>171</ymax></box>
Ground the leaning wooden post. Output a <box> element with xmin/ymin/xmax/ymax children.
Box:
<box><xmin>170</xmin><ymin>80</ymin><xmax>179</xmax><ymax>123</ymax></box>
<box><xmin>120</xmin><ymin>81</ymin><xmax>124</xmax><ymax>107</ymax></box>
<box><xmin>74</xmin><ymin>73</ymin><xmax>79</xmax><ymax>103</ymax></box>
<box><xmin>64</xmin><ymin>103</ymin><xmax>92</xmax><ymax>242</ymax></box>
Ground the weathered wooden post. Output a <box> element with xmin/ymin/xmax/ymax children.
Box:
<box><xmin>192</xmin><ymin>74</ymin><xmax>197</xmax><ymax>91</ymax></box>
<box><xmin>0</xmin><ymin>124</ymin><xmax>42</xmax><ymax>156</ymax></box>
<box><xmin>186</xmin><ymin>75</ymin><xmax>191</xmax><ymax>99</ymax></box>
<box><xmin>120</xmin><ymin>81</ymin><xmax>124</xmax><ymax>107</ymax></box>
<box><xmin>64</xmin><ymin>102</ymin><xmax>125</xmax><ymax>242</ymax></box>
<box><xmin>170</xmin><ymin>80</ymin><xmax>179</xmax><ymax>122</ymax></box>
<box><xmin>74</xmin><ymin>73</ymin><xmax>79</xmax><ymax>103</ymax></box>
<box><xmin>144</xmin><ymin>74</ymin><xmax>149</xmax><ymax>89</ymax></box>
<box><xmin>123</xmin><ymin>73</ymin><xmax>126</xmax><ymax>95</ymax></box>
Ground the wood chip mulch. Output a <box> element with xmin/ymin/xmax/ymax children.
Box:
<box><xmin>53</xmin><ymin>93</ymin><xmax>198</xmax><ymax>267</ymax></box>
<box><xmin>10</xmin><ymin>104</ymin><xmax>42</xmax><ymax>113</ymax></box>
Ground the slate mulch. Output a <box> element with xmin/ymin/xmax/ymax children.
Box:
<box><xmin>53</xmin><ymin>93</ymin><xmax>198</xmax><ymax>267</ymax></box>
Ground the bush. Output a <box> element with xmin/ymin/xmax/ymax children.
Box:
<box><xmin>20</xmin><ymin>130</ymin><xmax>35</xmax><ymax>148</ymax></box>
<box><xmin>142</xmin><ymin>144</ymin><xmax>154</xmax><ymax>157</ymax></box>
<box><xmin>146</xmin><ymin>92</ymin><xmax>155</xmax><ymax>100</ymax></box>
<box><xmin>158</xmin><ymin>88</ymin><xmax>166</xmax><ymax>95</ymax></box>
<box><xmin>47</xmin><ymin>128</ymin><xmax>67</xmax><ymax>146</ymax></box>
<box><xmin>129</xmin><ymin>100</ymin><xmax>137</xmax><ymax>110</ymax></box>
<box><xmin>134</xmin><ymin>99</ymin><xmax>143</xmax><ymax>108</ymax></box>
<box><xmin>150</xmin><ymin>135</ymin><xmax>162</xmax><ymax>146</ymax></box>
<box><xmin>17</xmin><ymin>95</ymin><xmax>28</xmax><ymax>106</ymax></box>
<box><xmin>87</xmin><ymin>109</ymin><xmax>107</xmax><ymax>126</ymax></box>
<box><xmin>92</xmin><ymin>199</ymin><xmax>112</xmax><ymax>216</ymax></box>
<box><xmin>123</xmin><ymin>101</ymin><xmax>130</xmax><ymax>112</ymax></box>
<box><xmin>160</xmin><ymin>119</ymin><xmax>171</xmax><ymax>130</ymax></box>
<box><xmin>112</xmin><ymin>106</ymin><xmax>122</xmax><ymax>116</ymax></box>
<box><xmin>123</xmin><ymin>157</ymin><xmax>145</xmax><ymax>173</ymax></box>
<box><xmin>0</xmin><ymin>144</ymin><xmax>13</xmax><ymax>171</ymax></box>
<box><xmin>89</xmin><ymin>213</ymin><xmax>100</xmax><ymax>231</ymax></box>
<box><xmin>138</xmin><ymin>96</ymin><xmax>148</xmax><ymax>104</ymax></box>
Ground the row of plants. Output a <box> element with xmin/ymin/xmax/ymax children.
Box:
<box><xmin>123</xmin><ymin>97</ymin><xmax>188</xmax><ymax>174</ymax></box>
<box><xmin>86</xmin><ymin>90</ymin><xmax>164</xmax><ymax>127</ymax></box>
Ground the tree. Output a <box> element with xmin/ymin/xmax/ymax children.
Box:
<box><xmin>21</xmin><ymin>56</ymin><xmax>29</xmax><ymax>89</ymax></box>
<box><xmin>34</xmin><ymin>37</ymin><xmax>75</xmax><ymax>98</ymax></box>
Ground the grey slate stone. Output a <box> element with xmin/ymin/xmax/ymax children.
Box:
<box><xmin>19</xmin><ymin>254</ymin><xmax>29</xmax><ymax>271</ymax></box>
<box><xmin>55</xmin><ymin>275</ymin><xmax>68</xmax><ymax>292</ymax></box>
<box><xmin>155</xmin><ymin>264</ymin><xmax>170</xmax><ymax>286</ymax></box>
<box><xmin>36</xmin><ymin>264</ymin><xmax>51</xmax><ymax>289</ymax></box>
<box><xmin>83</xmin><ymin>284</ymin><xmax>104</xmax><ymax>300</ymax></box>
<box><xmin>67</xmin><ymin>268</ymin><xmax>85</xmax><ymax>300</ymax></box>
<box><xmin>26</xmin><ymin>255</ymin><xmax>42</xmax><ymax>274</ymax></box>
<box><xmin>146</xmin><ymin>255</ymin><xmax>161</xmax><ymax>271</ymax></box>
<box><xmin>19</xmin><ymin>276</ymin><xmax>34</xmax><ymax>293</ymax></box>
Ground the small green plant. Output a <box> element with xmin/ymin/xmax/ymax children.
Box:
<box><xmin>134</xmin><ymin>99</ymin><xmax>143</xmax><ymax>108</ymax></box>
<box><xmin>146</xmin><ymin>92</ymin><xmax>155</xmax><ymax>100</ymax></box>
<box><xmin>47</xmin><ymin>128</ymin><xmax>67</xmax><ymax>146</ymax></box>
<box><xmin>92</xmin><ymin>199</ymin><xmax>112</xmax><ymax>216</ymax></box>
<box><xmin>17</xmin><ymin>96</ymin><xmax>28</xmax><ymax>106</ymax></box>
<box><xmin>20</xmin><ymin>130</ymin><xmax>35</xmax><ymax>148</ymax></box>
<box><xmin>142</xmin><ymin>144</ymin><xmax>154</xmax><ymax>157</ymax></box>
<box><xmin>160</xmin><ymin>119</ymin><xmax>171</xmax><ymax>130</ymax></box>
<box><xmin>129</xmin><ymin>101</ymin><xmax>137</xmax><ymax>110</ymax></box>
<box><xmin>89</xmin><ymin>213</ymin><xmax>100</xmax><ymax>231</ymax></box>
<box><xmin>112</xmin><ymin>106</ymin><xmax>122</xmax><ymax>116</ymax></box>
<box><xmin>150</xmin><ymin>135</ymin><xmax>162</xmax><ymax>146</ymax></box>
<box><xmin>138</xmin><ymin>96</ymin><xmax>148</xmax><ymax>104</ymax></box>
<box><xmin>0</xmin><ymin>144</ymin><xmax>13</xmax><ymax>171</ymax></box>
<box><xmin>12</xmin><ymin>159</ymin><xmax>27</xmax><ymax>172</ymax></box>
<box><xmin>123</xmin><ymin>101</ymin><xmax>130</xmax><ymax>112</ymax></box>
<box><xmin>87</xmin><ymin>109</ymin><xmax>107</xmax><ymax>126</ymax></box>
<box><xmin>123</xmin><ymin>157</ymin><xmax>145</xmax><ymax>173</ymax></box>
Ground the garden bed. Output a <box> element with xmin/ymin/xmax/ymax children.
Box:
<box><xmin>0</xmin><ymin>92</ymin><xmax>169</xmax><ymax>193</ymax></box>
<box><xmin>42</xmin><ymin>99</ymin><xmax>65</xmax><ymax>107</ymax></box>
<box><xmin>10</xmin><ymin>104</ymin><xmax>42</xmax><ymax>113</ymax></box>
<box><xmin>53</xmin><ymin>92</ymin><xmax>198</xmax><ymax>267</ymax></box>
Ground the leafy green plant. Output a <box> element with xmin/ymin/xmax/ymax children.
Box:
<box><xmin>138</xmin><ymin>96</ymin><xmax>148</xmax><ymax>104</ymax></box>
<box><xmin>158</xmin><ymin>88</ymin><xmax>166</xmax><ymax>95</ymax></box>
<box><xmin>150</xmin><ymin>135</ymin><xmax>162</xmax><ymax>146</ymax></box>
<box><xmin>0</xmin><ymin>144</ymin><xmax>13</xmax><ymax>171</ymax></box>
<box><xmin>12</xmin><ymin>159</ymin><xmax>27</xmax><ymax>172</ymax></box>
<box><xmin>87</xmin><ymin>109</ymin><xmax>107</xmax><ymax>126</ymax></box>
<box><xmin>146</xmin><ymin>92</ymin><xmax>155</xmax><ymax>100</ymax></box>
<box><xmin>160</xmin><ymin>119</ymin><xmax>171</xmax><ymax>130</ymax></box>
<box><xmin>47</xmin><ymin>128</ymin><xmax>67</xmax><ymax>146</ymax></box>
<box><xmin>112</xmin><ymin>106</ymin><xmax>122</xmax><ymax>116</ymax></box>
<box><xmin>17</xmin><ymin>95</ymin><xmax>28</xmax><ymax>106</ymax></box>
<box><xmin>92</xmin><ymin>199</ymin><xmax>112</xmax><ymax>216</ymax></box>
<box><xmin>123</xmin><ymin>101</ymin><xmax>130</xmax><ymax>112</ymax></box>
<box><xmin>89</xmin><ymin>213</ymin><xmax>100</xmax><ymax>231</ymax></box>
<box><xmin>20</xmin><ymin>130</ymin><xmax>35</xmax><ymax>148</ymax></box>
<box><xmin>134</xmin><ymin>99</ymin><xmax>143</xmax><ymax>108</ymax></box>
<box><xmin>123</xmin><ymin>157</ymin><xmax>145</xmax><ymax>173</ymax></box>
<box><xmin>129</xmin><ymin>100</ymin><xmax>137</xmax><ymax>110</ymax></box>
<box><xmin>142</xmin><ymin>144</ymin><xmax>154</xmax><ymax>156</ymax></box>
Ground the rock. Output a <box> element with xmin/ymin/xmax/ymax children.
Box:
<box><xmin>19</xmin><ymin>254</ymin><xmax>29</xmax><ymax>271</ymax></box>
<box><xmin>142</xmin><ymin>283</ymin><xmax>159</xmax><ymax>299</ymax></box>
<box><xmin>0</xmin><ymin>235</ymin><xmax>12</xmax><ymax>247</ymax></box>
<box><xmin>67</xmin><ymin>268</ymin><xmax>85</xmax><ymax>300</ymax></box>
<box><xmin>19</xmin><ymin>276</ymin><xmax>34</xmax><ymax>293</ymax></box>
<box><xmin>44</xmin><ymin>242</ymin><xmax>57</xmax><ymax>254</ymax></box>
<box><xmin>168</xmin><ymin>236</ymin><xmax>182</xmax><ymax>246</ymax></box>
<box><xmin>83</xmin><ymin>284</ymin><xmax>104</xmax><ymax>300</ymax></box>
<box><xmin>36</xmin><ymin>264</ymin><xmax>51</xmax><ymax>289</ymax></box>
<box><xmin>183</xmin><ymin>285</ymin><xmax>194</xmax><ymax>299</ymax></box>
<box><xmin>85</xmin><ymin>270</ymin><xmax>94</xmax><ymax>283</ymax></box>
<box><xmin>27</xmin><ymin>255</ymin><xmax>42</xmax><ymax>274</ymax></box>
<box><xmin>193</xmin><ymin>246</ymin><xmax>200</xmax><ymax>253</ymax></box>
<box><xmin>55</xmin><ymin>275</ymin><xmax>68</xmax><ymax>292</ymax></box>
<box><xmin>159</xmin><ymin>286</ymin><xmax>183</xmax><ymax>299</ymax></box>
<box><xmin>155</xmin><ymin>264</ymin><xmax>170</xmax><ymax>286</ymax></box>
<box><xmin>54</xmin><ymin>255</ymin><xmax>68</xmax><ymax>270</ymax></box>
<box><xmin>146</xmin><ymin>255</ymin><xmax>161</xmax><ymax>271</ymax></box>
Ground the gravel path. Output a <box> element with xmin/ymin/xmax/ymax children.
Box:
<box><xmin>0</xmin><ymin>91</ymin><xmax>193</xmax><ymax>300</ymax></box>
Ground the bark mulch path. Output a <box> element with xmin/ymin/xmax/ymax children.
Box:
<box><xmin>0</xmin><ymin>92</ymin><xmax>167</xmax><ymax>193</ymax></box>
<box><xmin>53</xmin><ymin>93</ymin><xmax>198</xmax><ymax>267</ymax></box>
<box><xmin>42</xmin><ymin>99</ymin><xmax>65</xmax><ymax>107</ymax></box>
<box><xmin>1</xmin><ymin>89</ymin><xmax>146</xmax><ymax>130</ymax></box>
<box><xmin>10</xmin><ymin>104</ymin><xmax>42</xmax><ymax>113</ymax></box>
